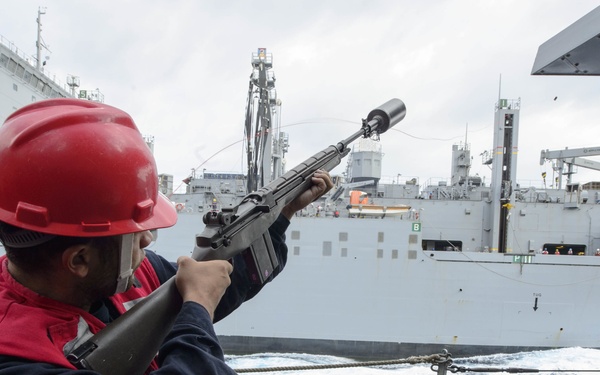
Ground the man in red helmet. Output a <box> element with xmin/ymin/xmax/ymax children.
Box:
<box><xmin>0</xmin><ymin>99</ymin><xmax>333</xmax><ymax>374</ymax></box>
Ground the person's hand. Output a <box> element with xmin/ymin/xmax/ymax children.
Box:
<box><xmin>281</xmin><ymin>169</ymin><xmax>334</xmax><ymax>220</ymax></box>
<box><xmin>175</xmin><ymin>256</ymin><xmax>233</xmax><ymax>321</ymax></box>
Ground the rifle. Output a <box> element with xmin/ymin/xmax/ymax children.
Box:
<box><xmin>67</xmin><ymin>98</ymin><xmax>406</xmax><ymax>375</ymax></box>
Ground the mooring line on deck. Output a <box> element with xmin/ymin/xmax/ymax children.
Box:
<box><xmin>233</xmin><ymin>352</ymin><xmax>446</xmax><ymax>373</ymax></box>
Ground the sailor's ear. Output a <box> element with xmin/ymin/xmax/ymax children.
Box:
<box><xmin>62</xmin><ymin>245</ymin><xmax>93</xmax><ymax>278</ymax></box>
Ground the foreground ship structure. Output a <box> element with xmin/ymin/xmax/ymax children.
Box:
<box><xmin>153</xmin><ymin>6</ymin><xmax>600</xmax><ymax>359</ymax></box>
<box><xmin>0</xmin><ymin>8</ymin><xmax>103</xmax><ymax>123</ymax></box>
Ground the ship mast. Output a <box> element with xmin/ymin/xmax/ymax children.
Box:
<box><xmin>35</xmin><ymin>7</ymin><xmax>48</xmax><ymax>71</ymax></box>
<box><xmin>488</xmin><ymin>98</ymin><xmax>521</xmax><ymax>253</ymax></box>
<box><xmin>244</xmin><ymin>48</ymin><xmax>286</xmax><ymax>192</ymax></box>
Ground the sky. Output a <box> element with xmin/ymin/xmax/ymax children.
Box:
<box><xmin>2</xmin><ymin>0</ymin><xmax>600</xmax><ymax>191</ymax></box>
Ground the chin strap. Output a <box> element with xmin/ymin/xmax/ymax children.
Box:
<box><xmin>115</xmin><ymin>233</ymin><xmax>135</xmax><ymax>294</ymax></box>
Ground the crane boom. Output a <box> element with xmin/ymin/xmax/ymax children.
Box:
<box><xmin>540</xmin><ymin>146</ymin><xmax>600</xmax><ymax>188</ymax></box>
<box><xmin>540</xmin><ymin>146</ymin><xmax>600</xmax><ymax>165</ymax></box>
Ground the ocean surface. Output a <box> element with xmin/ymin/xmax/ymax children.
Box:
<box><xmin>226</xmin><ymin>348</ymin><xmax>600</xmax><ymax>374</ymax></box>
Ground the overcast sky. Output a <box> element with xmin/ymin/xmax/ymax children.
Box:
<box><xmin>3</xmin><ymin>1</ymin><xmax>600</xmax><ymax>191</ymax></box>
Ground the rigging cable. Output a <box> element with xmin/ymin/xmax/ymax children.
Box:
<box><xmin>445</xmin><ymin>365</ymin><xmax>600</xmax><ymax>373</ymax></box>
<box><xmin>232</xmin><ymin>350</ymin><xmax>600</xmax><ymax>373</ymax></box>
<box><xmin>233</xmin><ymin>352</ymin><xmax>447</xmax><ymax>373</ymax></box>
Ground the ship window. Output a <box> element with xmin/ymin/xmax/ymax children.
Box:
<box><xmin>541</xmin><ymin>243</ymin><xmax>585</xmax><ymax>255</ymax></box>
<box><xmin>22</xmin><ymin>70</ymin><xmax>32</xmax><ymax>84</ymax></box>
<box><xmin>339</xmin><ymin>232</ymin><xmax>348</xmax><ymax>242</ymax></box>
<box><xmin>7</xmin><ymin>58</ymin><xmax>17</xmax><ymax>73</ymax></box>
<box><xmin>15</xmin><ymin>64</ymin><xmax>25</xmax><ymax>78</ymax></box>
<box><xmin>392</xmin><ymin>249</ymin><xmax>398</xmax><ymax>259</ymax></box>
<box><xmin>30</xmin><ymin>75</ymin><xmax>39</xmax><ymax>88</ymax></box>
<box><xmin>293</xmin><ymin>246</ymin><xmax>300</xmax><ymax>256</ymax></box>
<box><xmin>42</xmin><ymin>84</ymin><xmax>52</xmax><ymax>95</ymax></box>
<box><xmin>12</xmin><ymin>83</ymin><xmax>17</xmax><ymax>92</ymax></box>
<box><xmin>422</xmin><ymin>239</ymin><xmax>462</xmax><ymax>251</ymax></box>
<box><xmin>291</xmin><ymin>230</ymin><xmax>300</xmax><ymax>240</ymax></box>
<box><xmin>0</xmin><ymin>53</ymin><xmax>8</xmax><ymax>67</ymax></box>
<box><xmin>36</xmin><ymin>78</ymin><xmax>44</xmax><ymax>91</ymax></box>
<box><xmin>323</xmin><ymin>241</ymin><xmax>332</xmax><ymax>256</ymax></box>
<box><xmin>378</xmin><ymin>232</ymin><xmax>384</xmax><ymax>242</ymax></box>
<box><xmin>377</xmin><ymin>249</ymin><xmax>383</xmax><ymax>258</ymax></box>
<box><xmin>341</xmin><ymin>248</ymin><xmax>348</xmax><ymax>257</ymax></box>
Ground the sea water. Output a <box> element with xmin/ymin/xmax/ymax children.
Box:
<box><xmin>226</xmin><ymin>348</ymin><xmax>600</xmax><ymax>374</ymax></box>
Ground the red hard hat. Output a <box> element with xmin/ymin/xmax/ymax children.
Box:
<box><xmin>0</xmin><ymin>98</ymin><xmax>177</xmax><ymax>237</ymax></box>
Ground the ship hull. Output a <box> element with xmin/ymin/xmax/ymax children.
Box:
<box><xmin>152</xmin><ymin>210</ymin><xmax>600</xmax><ymax>359</ymax></box>
<box><xmin>217</xmin><ymin>336</ymin><xmax>556</xmax><ymax>360</ymax></box>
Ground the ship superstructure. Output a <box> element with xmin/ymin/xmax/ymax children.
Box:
<box><xmin>159</xmin><ymin>48</ymin><xmax>287</xmax><ymax>214</ymax></box>
<box><xmin>0</xmin><ymin>8</ymin><xmax>102</xmax><ymax>124</ymax></box>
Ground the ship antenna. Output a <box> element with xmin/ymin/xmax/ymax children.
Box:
<box><xmin>498</xmin><ymin>73</ymin><xmax>502</xmax><ymax>102</ymax></box>
<box><xmin>36</xmin><ymin>7</ymin><xmax>49</xmax><ymax>71</ymax></box>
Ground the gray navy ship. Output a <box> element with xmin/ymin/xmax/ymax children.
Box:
<box><xmin>153</xmin><ymin>6</ymin><xmax>600</xmax><ymax>360</ymax></box>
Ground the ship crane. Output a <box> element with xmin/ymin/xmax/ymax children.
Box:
<box><xmin>244</xmin><ymin>48</ymin><xmax>287</xmax><ymax>193</ymax></box>
<box><xmin>540</xmin><ymin>146</ymin><xmax>600</xmax><ymax>189</ymax></box>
